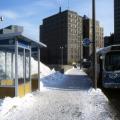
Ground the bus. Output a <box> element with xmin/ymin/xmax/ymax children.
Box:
<box><xmin>88</xmin><ymin>45</ymin><xmax>120</xmax><ymax>88</ymax></box>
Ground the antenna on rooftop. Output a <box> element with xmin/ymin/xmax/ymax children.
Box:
<box><xmin>58</xmin><ymin>0</ymin><xmax>62</xmax><ymax>13</ymax></box>
<box><xmin>59</xmin><ymin>6</ymin><xmax>61</xmax><ymax>13</ymax></box>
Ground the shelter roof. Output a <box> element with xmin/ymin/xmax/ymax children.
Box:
<box><xmin>0</xmin><ymin>32</ymin><xmax>47</xmax><ymax>48</ymax></box>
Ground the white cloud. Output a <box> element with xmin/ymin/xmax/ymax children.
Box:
<box><xmin>0</xmin><ymin>10</ymin><xmax>19</xmax><ymax>19</ymax></box>
<box><xmin>0</xmin><ymin>10</ymin><xmax>37</xmax><ymax>20</ymax></box>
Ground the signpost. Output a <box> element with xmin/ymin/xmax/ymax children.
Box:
<box><xmin>82</xmin><ymin>38</ymin><xmax>91</xmax><ymax>47</ymax></box>
<box><xmin>92</xmin><ymin>0</ymin><xmax>97</xmax><ymax>89</ymax></box>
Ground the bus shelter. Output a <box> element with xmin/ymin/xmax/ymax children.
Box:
<box><xmin>0</xmin><ymin>33</ymin><xmax>46</xmax><ymax>98</ymax></box>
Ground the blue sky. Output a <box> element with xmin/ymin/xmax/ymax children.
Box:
<box><xmin>0</xmin><ymin>0</ymin><xmax>114</xmax><ymax>41</ymax></box>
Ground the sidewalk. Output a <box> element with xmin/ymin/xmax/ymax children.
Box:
<box><xmin>0</xmin><ymin>68</ymin><xmax>119</xmax><ymax>120</ymax></box>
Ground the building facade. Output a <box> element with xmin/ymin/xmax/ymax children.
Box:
<box><xmin>83</xmin><ymin>16</ymin><xmax>104</xmax><ymax>59</ymax></box>
<box><xmin>40</xmin><ymin>10</ymin><xmax>83</xmax><ymax>65</ymax></box>
<box><xmin>114</xmin><ymin>0</ymin><xmax>120</xmax><ymax>44</ymax></box>
<box><xmin>104</xmin><ymin>33</ymin><xmax>114</xmax><ymax>47</ymax></box>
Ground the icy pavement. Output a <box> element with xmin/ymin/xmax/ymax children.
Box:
<box><xmin>0</xmin><ymin>68</ymin><xmax>119</xmax><ymax>120</ymax></box>
<box><xmin>41</xmin><ymin>68</ymin><xmax>91</xmax><ymax>91</ymax></box>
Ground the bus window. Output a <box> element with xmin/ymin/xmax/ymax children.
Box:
<box><xmin>105</xmin><ymin>51</ymin><xmax>120</xmax><ymax>71</ymax></box>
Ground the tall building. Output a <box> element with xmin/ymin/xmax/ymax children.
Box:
<box><xmin>104</xmin><ymin>33</ymin><xmax>114</xmax><ymax>47</ymax></box>
<box><xmin>40</xmin><ymin>10</ymin><xmax>83</xmax><ymax>65</ymax></box>
<box><xmin>83</xmin><ymin>16</ymin><xmax>104</xmax><ymax>59</ymax></box>
<box><xmin>114</xmin><ymin>0</ymin><xmax>120</xmax><ymax>43</ymax></box>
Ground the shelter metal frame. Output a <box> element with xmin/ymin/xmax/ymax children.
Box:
<box><xmin>0</xmin><ymin>33</ymin><xmax>46</xmax><ymax>98</ymax></box>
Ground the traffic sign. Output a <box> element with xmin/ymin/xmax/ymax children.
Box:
<box><xmin>82</xmin><ymin>38</ymin><xmax>91</xmax><ymax>47</ymax></box>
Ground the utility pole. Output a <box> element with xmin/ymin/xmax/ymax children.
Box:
<box><xmin>92</xmin><ymin>0</ymin><xmax>97</xmax><ymax>89</ymax></box>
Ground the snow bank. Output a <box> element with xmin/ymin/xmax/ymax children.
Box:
<box><xmin>87</xmin><ymin>88</ymin><xmax>109</xmax><ymax>103</ymax></box>
<box><xmin>31</xmin><ymin>57</ymin><xmax>51</xmax><ymax>77</ymax></box>
<box><xmin>81</xmin><ymin>88</ymin><xmax>115</xmax><ymax>120</ymax></box>
<box><xmin>0</xmin><ymin>93</ymin><xmax>36</xmax><ymax>119</ymax></box>
<box><xmin>88</xmin><ymin>88</ymin><xmax>103</xmax><ymax>95</ymax></box>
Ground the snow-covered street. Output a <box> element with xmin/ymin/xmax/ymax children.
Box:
<box><xmin>0</xmin><ymin>68</ymin><xmax>119</xmax><ymax>120</ymax></box>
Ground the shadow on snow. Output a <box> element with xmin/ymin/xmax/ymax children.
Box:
<box><xmin>41</xmin><ymin>72</ymin><xmax>92</xmax><ymax>91</ymax></box>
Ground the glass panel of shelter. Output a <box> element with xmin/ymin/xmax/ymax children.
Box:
<box><xmin>18</xmin><ymin>47</ymin><xmax>24</xmax><ymax>96</ymax></box>
<box><xmin>17</xmin><ymin>46</ymin><xmax>31</xmax><ymax>97</ymax></box>
<box><xmin>31</xmin><ymin>47</ymin><xmax>39</xmax><ymax>91</ymax></box>
<box><xmin>0</xmin><ymin>46</ymin><xmax>15</xmax><ymax>86</ymax></box>
<box><xmin>0</xmin><ymin>42</ymin><xmax>40</xmax><ymax>97</ymax></box>
<box><xmin>25</xmin><ymin>49</ymin><xmax>31</xmax><ymax>94</ymax></box>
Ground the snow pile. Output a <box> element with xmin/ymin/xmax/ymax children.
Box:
<box><xmin>88</xmin><ymin>88</ymin><xmax>105</xmax><ymax>96</ymax></box>
<box><xmin>31</xmin><ymin>58</ymin><xmax>64</xmax><ymax>91</ymax></box>
<box><xmin>31</xmin><ymin>58</ymin><xmax>64</xmax><ymax>90</ymax></box>
<box><xmin>0</xmin><ymin>93</ymin><xmax>37</xmax><ymax>120</ymax></box>
<box><xmin>31</xmin><ymin>57</ymin><xmax>51</xmax><ymax>77</ymax></box>
<box><xmin>82</xmin><ymin>88</ymin><xmax>116</xmax><ymax>120</ymax></box>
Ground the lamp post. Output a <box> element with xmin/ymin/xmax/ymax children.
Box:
<box><xmin>80</xmin><ymin>37</ymin><xmax>83</xmax><ymax>69</ymax></box>
<box><xmin>78</xmin><ymin>40</ymin><xmax>81</xmax><ymax>69</ymax></box>
<box><xmin>92</xmin><ymin>0</ymin><xmax>97</xmax><ymax>89</ymax></box>
<box><xmin>60</xmin><ymin>46</ymin><xmax>63</xmax><ymax>68</ymax></box>
<box><xmin>0</xmin><ymin>16</ymin><xmax>3</xmax><ymax>21</ymax></box>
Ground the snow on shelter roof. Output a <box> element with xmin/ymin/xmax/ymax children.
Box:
<box><xmin>0</xmin><ymin>32</ymin><xmax>47</xmax><ymax>48</ymax></box>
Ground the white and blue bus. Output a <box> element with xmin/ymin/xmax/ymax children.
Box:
<box><xmin>96</xmin><ymin>45</ymin><xmax>120</xmax><ymax>88</ymax></box>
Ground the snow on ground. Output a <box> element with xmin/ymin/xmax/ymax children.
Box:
<box><xmin>31</xmin><ymin>57</ymin><xmax>51</xmax><ymax>77</ymax></box>
<box><xmin>0</xmin><ymin>64</ymin><xmax>119</xmax><ymax>120</ymax></box>
<box><xmin>31</xmin><ymin>57</ymin><xmax>65</xmax><ymax>91</ymax></box>
<box><xmin>65</xmin><ymin>68</ymin><xmax>87</xmax><ymax>76</ymax></box>
<box><xmin>40</xmin><ymin>69</ymin><xmax>65</xmax><ymax>91</ymax></box>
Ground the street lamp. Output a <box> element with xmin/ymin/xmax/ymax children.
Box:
<box><xmin>92</xmin><ymin>0</ymin><xmax>97</xmax><ymax>89</ymax></box>
<box><xmin>78</xmin><ymin>39</ymin><xmax>82</xmax><ymax>69</ymax></box>
<box><xmin>80</xmin><ymin>36</ymin><xmax>83</xmax><ymax>69</ymax></box>
<box><xmin>60</xmin><ymin>46</ymin><xmax>64</xmax><ymax>67</ymax></box>
<box><xmin>0</xmin><ymin>16</ymin><xmax>4</xmax><ymax>21</ymax></box>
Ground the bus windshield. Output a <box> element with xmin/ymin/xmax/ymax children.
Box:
<box><xmin>105</xmin><ymin>51</ymin><xmax>120</xmax><ymax>71</ymax></box>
